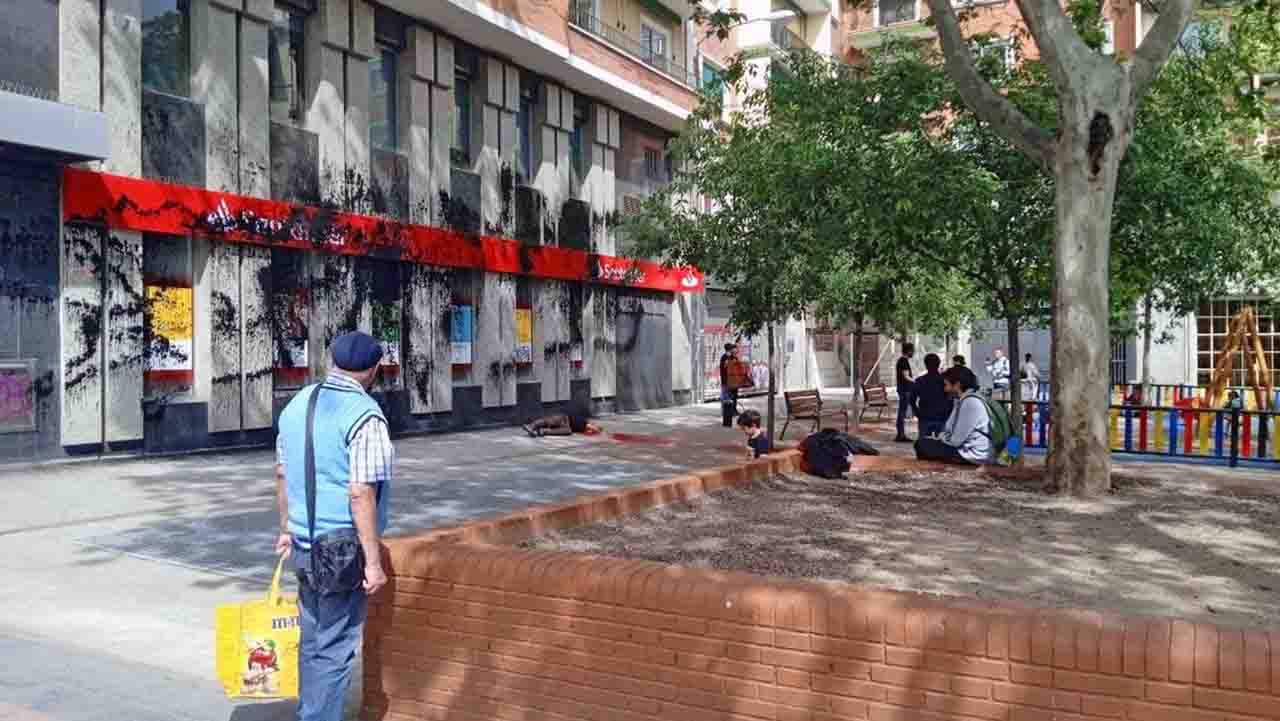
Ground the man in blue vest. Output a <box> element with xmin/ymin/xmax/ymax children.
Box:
<box><xmin>274</xmin><ymin>331</ymin><xmax>395</xmax><ymax>721</ymax></box>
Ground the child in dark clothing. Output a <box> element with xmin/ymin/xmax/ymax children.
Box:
<box><xmin>737</xmin><ymin>409</ymin><xmax>772</xmax><ymax>458</ymax></box>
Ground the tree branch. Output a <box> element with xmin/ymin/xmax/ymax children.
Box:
<box><xmin>923</xmin><ymin>0</ymin><xmax>1056</xmax><ymax>171</ymax></box>
<box><xmin>1130</xmin><ymin>0</ymin><xmax>1196</xmax><ymax>102</ymax></box>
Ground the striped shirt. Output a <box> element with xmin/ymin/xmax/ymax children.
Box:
<box><xmin>276</xmin><ymin>373</ymin><xmax>395</xmax><ymax>487</ymax></box>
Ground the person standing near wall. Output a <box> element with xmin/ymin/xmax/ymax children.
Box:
<box><xmin>274</xmin><ymin>331</ymin><xmax>395</xmax><ymax>721</ymax></box>
<box><xmin>985</xmin><ymin>348</ymin><xmax>1010</xmax><ymax>399</ymax></box>
<box><xmin>1020</xmin><ymin>353</ymin><xmax>1040</xmax><ymax>402</ymax></box>
<box><xmin>894</xmin><ymin>343</ymin><xmax>916</xmax><ymax>442</ymax></box>
<box><xmin>719</xmin><ymin>343</ymin><xmax>739</xmax><ymax>427</ymax></box>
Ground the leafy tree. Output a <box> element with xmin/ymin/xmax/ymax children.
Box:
<box><xmin>912</xmin><ymin>0</ymin><xmax>1201</xmax><ymax>494</ymax></box>
<box><xmin>1106</xmin><ymin>12</ymin><xmax>1280</xmax><ymax>402</ymax></box>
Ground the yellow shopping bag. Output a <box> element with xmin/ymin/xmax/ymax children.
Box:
<box><xmin>215</xmin><ymin>554</ymin><xmax>300</xmax><ymax>699</ymax></box>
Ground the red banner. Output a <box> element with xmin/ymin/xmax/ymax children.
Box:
<box><xmin>62</xmin><ymin>169</ymin><xmax>704</xmax><ymax>293</ymax></box>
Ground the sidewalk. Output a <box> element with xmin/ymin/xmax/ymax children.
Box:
<box><xmin>0</xmin><ymin>400</ymin><xmax>762</xmax><ymax>721</ymax></box>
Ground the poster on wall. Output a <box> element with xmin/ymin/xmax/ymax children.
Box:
<box><xmin>450</xmin><ymin>305</ymin><xmax>473</xmax><ymax>365</ymax></box>
<box><xmin>0</xmin><ymin>359</ymin><xmax>36</xmax><ymax>434</ymax></box>
<box><xmin>570</xmin><ymin>342</ymin><xmax>583</xmax><ymax>364</ymax></box>
<box><xmin>514</xmin><ymin>308</ymin><xmax>533</xmax><ymax>365</ymax></box>
<box><xmin>145</xmin><ymin>286</ymin><xmax>194</xmax><ymax>373</ymax></box>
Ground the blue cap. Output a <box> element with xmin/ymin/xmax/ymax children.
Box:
<box><xmin>331</xmin><ymin>331</ymin><xmax>384</xmax><ymax>371</ymax></box>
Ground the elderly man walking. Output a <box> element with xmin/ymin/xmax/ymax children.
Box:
<box><xmin>274</xmin><ymin>331</ymin><xmax>395</xmax><ymax>721</ymax></box>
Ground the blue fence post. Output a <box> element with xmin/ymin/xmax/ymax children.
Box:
<box><xmin>1038</xmin><ymin>402</ymin><xmax>1049</xmax><ymax>448</ymax></box>
<box><xmin>1168</xmin><ymin>408</ymin><xmax>1178</xmax><ymax>456</ymax></box>
<box><xmin>1123</xmin><ymin>408</ymin><xmax>1133</xmax><ymax>451</ymax></box>
<box><xmin>1214</xmin><ymin>412</ymin><xmax>1225</xmax><ymax>457</ymax></box>
<box><xmin>1230</xmin><ymin>409</ymin><xmax>1241</xmax><ymax>468</ymax></box>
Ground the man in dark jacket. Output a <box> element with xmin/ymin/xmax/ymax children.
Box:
<box><xmin>911</xmin><ymin>353</ymin><xmax>950</xmax><ymax>438</ymax></box>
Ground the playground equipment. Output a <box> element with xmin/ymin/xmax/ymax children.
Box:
<box><xmin>1205</xmin><ymin>306</ymin><xmax>1275</xmax><ymax>411</ymax></box>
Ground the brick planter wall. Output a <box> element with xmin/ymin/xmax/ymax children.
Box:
<box><xmin>365</xmin><ymin>452</ymin><xmax>1280</xmax><ymax>721</ymax></box>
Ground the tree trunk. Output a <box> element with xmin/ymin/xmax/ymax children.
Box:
<box><xmin>767</xmin><ymin>322</ymin><xmax>777</xmax><ymax>446</ymax></box>
<box><xmin>1007</xmin><ymin>317</ymin><xmax>1022</xmax><ymax>463</ymax></box>
<box><xmin>1046</xmin><ymin>110</ymin><xmax>1124</xmax><ymax>497</ymax></box>
<box><xmin>1141</xmin><ymin>293</ymin><xmax>1154</xmax><ymax>405</ymax></box>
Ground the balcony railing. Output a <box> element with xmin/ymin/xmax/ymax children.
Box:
<box><xmin>770</xmin><ymin>22</ymin><xmax>805</xmax><ymax>52</ymax></box>
<box><xmin>569</xmin><ymin>3</ymin><xmax>698</xmax><ymax>88</ymax></box>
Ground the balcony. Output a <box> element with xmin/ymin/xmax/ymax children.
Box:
<box><xmin>846</xmin><ymin>19</ymin><xmax>936</xmax><ymax>50</ymax></box>
<box><xmin>569</xmin><ymin>3</ymin><xmax>698</xmax><ymax>89</ymax></box>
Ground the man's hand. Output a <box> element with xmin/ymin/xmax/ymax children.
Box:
<box><xmin>275</xmin><ymin>533</ymin><xmax>293</xmax><ymax>558</ymax></box>
<box><xmin>363</xmin><ymin>560</ymin><xmax>388</xmax><ymax>595</ymax></box>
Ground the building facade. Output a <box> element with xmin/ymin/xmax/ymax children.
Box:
<box><xmin>0</xmin><ymin>0</ymin><xmax>734</xmax><ymax>462</ymax></box>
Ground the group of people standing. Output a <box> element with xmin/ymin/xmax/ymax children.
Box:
<box><xmin>894</xmin><ymin>343</ymin><xmax>1037</xmax><ymax>466</ymax></box>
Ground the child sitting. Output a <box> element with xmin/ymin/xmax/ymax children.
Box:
<box><xmin>737</xmin><ymin>409</ymin><xmax>772</xmax><ymax>458</ymax></box>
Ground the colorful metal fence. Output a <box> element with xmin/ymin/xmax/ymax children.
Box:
<box><xmin>1009</xmin><ymin>401</ymin><xmax>1280</xmax><ymax>467</ymax></box>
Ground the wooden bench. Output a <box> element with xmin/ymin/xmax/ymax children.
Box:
<box><xmin>781</xmin><ymin>389</ymin><xmax>850</xmax><ymax>440</ymax></box>
<box><xmin>860</xmin><ymin>384</ymin><xmax>890</xmax><ymax>422</ymax></box>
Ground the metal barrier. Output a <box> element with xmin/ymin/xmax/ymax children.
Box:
<box><xmin>1007</xmin><ymin>400</ymin><xmax>1280</xmax><ymax>468</ymax></box>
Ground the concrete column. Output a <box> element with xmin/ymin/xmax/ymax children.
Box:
<box><xmin>534</xmin><ymin>82</ymin><xmax>570</xmax><ymax>243</ymax></box>
<box><xmin>345</xmin><ymin>53</ymin><xmax>372</xmax><ymax>213</ymax></box>
<box><xmin>59</xmin><ymin>0</ymin><xmax>102</xmax><ymax>112</ymax></box>
<box><xmin>239</xmin><ymin>7</ymin><xmax>271</xmax><ymax>198</ymax></box>
<box><xmin>587</xmin><ymin>285</ymin><xmax>617</xmax><ymax>399</ymax></box>
<box><xmin>241</xmin><ymin>246</ymin><xmax>273</xmax><ymax>429</ymax></box>
<box><xmin>102</xmin><ymin>0</ymin><xmax>143</xmax><ymax>178</ymax></box>
<box><xmin>428</xmin><ymin>35</ymin><xmax>454</xmax><ymax>224</ymax></box>
<box><xmin>588</xmin><ymin>104</ymin><xmax>620</xmax><ymax>253</ymax></box>
<box><xmin>535</xmin><ymin>280</ymin><xmax>571</xmax><ymax>403</ymax></box>
<box><xmin>306</xmin><ymin>2</ymin><xmax>348</xmax><ymax>204</ymax></box>
<box><xmin>61</xmin><ymin>224</ymin><xmax>106</xmax><ymax>446</ymax></box>
<box><xmin>498</xmin><ymin>66</ymin><xmax>519</xmax><ymax>235</ymax></box>
<box><xmin>191</xmin><ymin>0</ymin><xmax>239</xmax><ymax>191</ymax></box>
<box><xmin>478</xmin><ymin>57</ymin><xmax>503</xmax><ymax>233</ymax></box>
<box><xmin>402</xmin><ymin>26</ymin><xmax>435</xmax><ymax>224</ymax></box>
<box><xmin>405</xmin><ymin>266</ymin><xmax>453</xmax><ymax>414</ymax></box>
<box><xmin>208</xmin><ymin>242</ymin><xmax>242</xmax><ymax>432</ymax></box>
<box><xmin>104</xmin><ymin>231</ymin><xmax>144</xmax><ymax>443</ymax></box>
<box><xmin>672</xmin><ymin>293</ymin><xmax>694</xmax><ymax>395</ymax></box>
<box><xmin>479</xmin><ymin>274</ymin><xmax>516</xmax><ymax>408</ymax></box>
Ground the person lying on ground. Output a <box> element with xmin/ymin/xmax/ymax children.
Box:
<box><xmin>914</xmin><ymin>366</ymin><xmax>991</xmax><ymax>466</ymax></box>
<box><xmin>737</xmin><ymin>409</ymin><xmax>772</xmax><ymax>459</ymax></box>
<box><xmin>523</xmin><ymin>408</ymin><xmax>601</xmax><ymax>437</ymax></box>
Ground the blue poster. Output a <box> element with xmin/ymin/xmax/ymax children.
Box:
<box><xmin>450</xmin><ymin>305</ymin><xmax>473</xmax><ymax>364</ymax></box>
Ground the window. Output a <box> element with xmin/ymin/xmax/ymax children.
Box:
<box><xmin>143</xmin><ymin>234</ymin><xmax>194</xmax><ymax>400</ymax></box>
<box><xmin>452</xmin><ymin>48</ymin><xmax>476</xmax><ymax>167</ymax></box>
<box><xmin>370</xmin><ymin>48</ymin><xmax>398</xmax><ymax>150</ymax></box>
<box><xmin>570</xmin><ymin>97</ymin><xmax>589</xmax><ymax>185</ymax></box>
<box><xmin>976</xmin><ymin>39</ymin><xmax>1014</xmax><ymax>71</ymax></box>
<box><xmin>644</xmin><ymin>148</ymin><xmax>662</xmax><ymax>180</ymax></box>
<box><xmin>701</xmin><ymin>61</ymin><xmax>725</xmax><ymax>95</ymax></box>
<box><xmin>0</xmin><ymin>0</ymin><xmax>58</xmax><ymax>96</ymax></box>
<box><xmin>874</xmin><ymin>0</ymin><xmax>916</xmax><ymax>26</ymax></box>
<box><xmin>516</xmin><ymin>78</ymin><xmax>536</xmax><ymax>184</ymax></box>
<box><xmin>271</xmin><ymin>249</ymin><xmax>310</xmax><ymax>389</ymax></box>
<box><xmin>1102</xmin><ymin>20</ymin><xmax>1115</xmax><ymax>55</ymax></box>
<box><xmin>142</xmin><ymin>0</ymin><xmax>191</xmax><ymax>96</ymax></box>
<box><xmin>640</xmin><ymin>22</ymin><xmax>669</xmax><ymax>71</ymax></box>
<box><xmin>269</xmin><ymin>6</ymin><xmax>306</xmax><ymax>122</ymax></box>
<box><xmin>1196</xmin><ymin>299</ymin><xmax>1280</xmax><ymax>387</ymax></box>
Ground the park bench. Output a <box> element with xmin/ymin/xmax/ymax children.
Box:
<box><xmin>860</xmin><ymin>384</ymin><xmax>890</xmax><ymax>422</ymax></box>
<box><xmin>781</xmin><ymin>389</ymin><xmax>850</xmax><ymax>440</ymax></box>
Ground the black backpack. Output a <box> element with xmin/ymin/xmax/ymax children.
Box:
<box><xmin>801</xmin><ymin>429</ymin><xmax>879</xmax><ymax>479</ymax></box>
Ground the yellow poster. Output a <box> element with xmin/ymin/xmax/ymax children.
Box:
<box><xmin>514</xmin><ymin>308</ymin><xmax>533</xmax><ymax>365</ymax></box>
<box><xmin>146</xmin><ymin>286</ymin><xmax>194</xmax><ymax>371</ymax></box>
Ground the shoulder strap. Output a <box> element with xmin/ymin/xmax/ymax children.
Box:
<box><xmin>304</xmin><ymin>385</ymin><xmax>322</xmax><ymax>577</ymax></box>
<box><xmin>959</xmin><ymin>395</ymin><xmax>992</xmax><ymax>438</ymax></box>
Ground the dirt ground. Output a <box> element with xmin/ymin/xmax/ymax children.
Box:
<box><xmin>520</xmin><ymin>469</ymin><xmax>1280</xmax><ymax>630</ymax></box>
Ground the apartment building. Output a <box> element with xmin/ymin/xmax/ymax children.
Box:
<box><xmin>0</xmin><ymin>0</ymin><xmax>723</xmax><ymax>462</ymax></box>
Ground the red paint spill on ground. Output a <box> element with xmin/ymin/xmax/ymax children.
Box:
<box><xmin>608</xmin><ymin>433</ymin><xmax>678</xmax><ymax>446</ymax></box>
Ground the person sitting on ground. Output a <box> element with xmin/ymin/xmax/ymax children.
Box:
<box><xmin>737</xmin><ymin>409</ymin><xmax>772</xmax><ymax>458</ymax></box>
<box><xmin>523</xmin><ymin>404</ymin><xmax>601</xmax><ymax>437</ymax></box>
<box><xmin>914</xmin><ymin>366</ymin><xmax>991</xmax><ymax>466</ymax></box>
<box><xmin>952</xmin><ymin>354</ymin><xmax>967</xmax><ymax>369</ymax></box>
<box><xmin>910</xmin><ymin>353</ymin><xmax>951</xmax><ymax>438</ymax></box>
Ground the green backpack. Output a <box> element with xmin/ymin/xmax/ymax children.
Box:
<box><xmin>964</xmin><ymin>395</ymin><xmax>1012</xmax><ymax>459</ymax></box>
